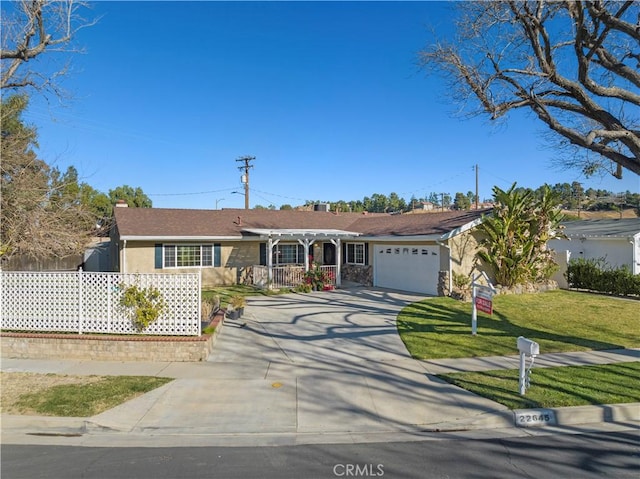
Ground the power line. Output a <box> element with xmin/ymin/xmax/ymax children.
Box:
<box><xmin>148</xmin><ymin>187</ymin><xmax>237</xmax><ymax>197</ymax></box>
<box><xmin>398</xmin><ymin>168</ymin><xmax>473</xmax><ymax>199</ymax></box>
<box><xmin>249</xmin><ymin>187</ymin><xmax>308</xmax><ymax>203</ymax></box>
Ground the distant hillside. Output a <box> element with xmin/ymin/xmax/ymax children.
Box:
<box><xmin>562</xmin><ymin>208</ymin><xmax>638</xmax><ymax>220</ymax></box>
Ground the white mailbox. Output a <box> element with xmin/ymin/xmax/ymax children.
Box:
<box><xmin>517</xmin><ymin>336</ymin><xmax>539</xmax><ymax>395</ymax></box>
<box><xmin>517</xmin><ymin>336</ymin><xmax>539</xmax><ymax>356</ymax></box>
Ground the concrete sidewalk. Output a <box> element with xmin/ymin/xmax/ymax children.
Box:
<box><xmin>2</xmin><ymin>289</ymin><xmax>639</xmax><ymax>447</ymax></box>
<box><xmin>2</xmin><ymin>347</ymin><xmax>638</xmax><ymax>447</ymax></box>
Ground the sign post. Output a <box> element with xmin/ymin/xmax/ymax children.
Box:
<box><xmin>470</xmin><ymin>272</ymin><xmax>496</xmax><ymax>335</ymax></box>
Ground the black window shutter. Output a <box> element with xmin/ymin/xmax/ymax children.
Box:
<box><xmin>364</xmin><ymin>243</ymin><xmax>369</xmax><ymax>265</ymax></box>
<box><xmin>342</xmin><ymin>243</ymin><xmax>347</xmax><ymax>263</ymax></box>
<box><xmin>154</xmin><ymin>244</ymin><xmax>163</xmax><ymax>269</ymax></box>
<box><xmin>214</xmin><ymin>243</ymin><xmax>221</xmax><ymax>267</ymax></box>
<box><xmin>259</xmin><ymin>243</ymin><xmax>267</xmax><ymax>266</ymax></box>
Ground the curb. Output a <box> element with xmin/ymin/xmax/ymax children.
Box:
<box><xmin>547</xmin><ymin>402</ymin><xmax>639</xmax><ymax>426</ymax></box>
<box><xmin>2</xmin><ymin>403</ymin><xmax>638</xmax><ymax>443</ymax></box>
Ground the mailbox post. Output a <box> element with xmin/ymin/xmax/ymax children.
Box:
<box><xmin>517</xmin><ymin>336</ymin><xmax>539</xmax><ymax>395</ymax></box>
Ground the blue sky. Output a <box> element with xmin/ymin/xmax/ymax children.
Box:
<box><xmin>20</xmin><ymin>1</ymin><xmax>640</xmax><ymax>209</ymax></box>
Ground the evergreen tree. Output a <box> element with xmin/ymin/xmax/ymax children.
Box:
<box><xmin>1</xmin><ymin>95</ymin><xmax>94</xmax><ymax>260</ymax></box>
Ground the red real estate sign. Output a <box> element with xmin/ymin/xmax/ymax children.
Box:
<box><xmin>475</xmin><ymin>293</ymin><xmax>493</xmax><ymax>315</ymax></box>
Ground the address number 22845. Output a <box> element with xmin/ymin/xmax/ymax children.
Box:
<box><xmin>515</xmin><ymin>409</ymin><xmax>556</xmax><ymax>427</ymax></box>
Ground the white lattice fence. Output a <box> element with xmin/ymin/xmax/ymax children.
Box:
<box><xmin>0</xmin><ymin>270</ymin><xmax>201</xmax><ymax>336</ymax></box>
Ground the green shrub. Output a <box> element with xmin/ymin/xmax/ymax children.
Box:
<box><xmin>452</xmin><ymin>272</ymin><xmax>471</xmax><ymax>290</ymax></box>
<box><xmin>119</xmin><ymin>283</ymin><xmax>166</xmax><ymax>331</ymax></box>
<box><xmin>295</xmin><ymin>283</ymin><xmax>313</xmax><ymax>293</ymax></box>
<box><xmin>202</xmin><ymin>325</ymin><xmax>216</xmax><ymax>335</ymax></box>
<box><xmin>229</xmin><ymin>295</ymin><xmax>246</xmax><ymax>309</ymax></box>
<box><xmin>566</xmin><ymin>258</ymin><xmax>640</xmax><ymax>296</ymax></box>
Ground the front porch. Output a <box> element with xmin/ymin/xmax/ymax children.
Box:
<box><xmin>242</xmin><ymin>227</ymin><xmax>360</xmax><ymax>291</ymax></box>
<box><xmin>253</xmin><ymin>264</ymin><xmax>337</xmax><ymax>290</ymax></box>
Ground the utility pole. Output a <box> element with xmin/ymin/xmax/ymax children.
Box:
<box><xmin>236</xmin><ymin>156</ymin><xmax>255</xmax><ymax>210</ymax></box>
<box><xmin>439</xmin><ymin>192</ymin><xmax>449</xmax><ymax>211</ymax></box>
<box><xmin>475</xmin><ymin>164</ymin><xmax>479</xmax><ymax>210</ymax></box>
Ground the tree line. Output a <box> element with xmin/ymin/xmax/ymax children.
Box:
<box><xmin>269</xmin><ymin>184</ymin><xmax>639</xmax><ymax>215</ymax></box>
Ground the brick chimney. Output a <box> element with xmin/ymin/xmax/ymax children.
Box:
<box><xmin>115</xmin><ymin>200</ymin><xmax>128</xmax><ymax>208</ymax></box>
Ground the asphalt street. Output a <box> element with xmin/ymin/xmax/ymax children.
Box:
<box><xmin>2</xmin><ymin>428</ymin><xmax>639</xmax><ymax>479</ymax></box>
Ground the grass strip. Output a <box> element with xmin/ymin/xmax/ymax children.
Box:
<box><xmin>438</xmin><ymin>362</ymin><xmax>640</xmax><ymax>409</ymax></box>
<box><xmin>15</xmin><ymin>376</ymin><xmax>173</xmax><ymax>417</ymax></box>
<box><xmin>202</xmin><ymin>284</ymin><xmax>285</xmax><ymax>307</ymax></box>
<box><xmin>398</xmin><ymin>290</ymin><xmax>640</xmax><ymax>359</ymax></box>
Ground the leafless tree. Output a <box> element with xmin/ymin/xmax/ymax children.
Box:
<box><xmin>1</xmin><ymin>0</ymin><xmax>95</xmax><ymax>96</ymax></box>
<box><xmin>419</xmin><ymin>1</ymin><xmax>639</xmax><ymax>179</ymax></box>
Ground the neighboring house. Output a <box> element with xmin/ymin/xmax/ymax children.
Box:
<box><xmin>110</xmin><ymin>204</ymin><xmax>492</xmax><ymax>296</ymax></box>
<box><xmin>419</xmin><ymin>201</ymin><xmax>437</xmax><ymax>211</ymax></box>
<box><xmin>549</xmin><ymin>218</ymin><xmax>640</xmax><ymax>275</ymax></box>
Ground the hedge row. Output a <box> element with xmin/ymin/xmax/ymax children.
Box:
<box><xmin>566</xmin><ymin>258</ymin><xmax>640</xmax><ymax>296</ymax></box>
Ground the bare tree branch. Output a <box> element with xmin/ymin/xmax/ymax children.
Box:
<box><xmin>419</xmin><ymin>0</ymin><xmax>640</xmax><ymax>178</ymax></box>
<box><xmin>1</xmin><ymin>0</ymin><xmax>97</xmax><ymax>95</ymax></box>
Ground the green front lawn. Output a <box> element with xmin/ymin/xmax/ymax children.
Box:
<box><xmin>439</xmin><ymin>362</ymin><xmax>640</xmax><ymax>409</ymax></box>
<box><xmin>398</xmin><ymin>290</ymin><xmax>640</xmax><ymax>359</ymax></box>
<box><xmin>202</xmin><ymin>284</ymin><xmax>281</xmax><ymax>308</ymax></box>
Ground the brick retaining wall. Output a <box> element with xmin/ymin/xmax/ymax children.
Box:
<box><xmin>1</xmin><ymin>311</ymin><xmax>225</xmax><ymax>362</ymax></box>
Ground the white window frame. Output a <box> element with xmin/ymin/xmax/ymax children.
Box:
<box><xmin>346</xmin><ymin>242</ymin><xmax>365</xmax><ymax>265</ymax></box>
<box><xmin>164</xmin><ymin>244</ymin><xmax>213</xmax><ymax>268</ymax></box>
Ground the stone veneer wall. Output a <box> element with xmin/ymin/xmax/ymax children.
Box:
<box><xmin>341</xmin><ymin>264</ymin><xmax>373</xmax><ymax>286</ymax></box>
<box><xmin>438</xmin><ymin>271</ymin><xmax>451</xmax><ymax>297</ymax></box>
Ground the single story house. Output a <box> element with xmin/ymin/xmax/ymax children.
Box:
<box><xmin>110</xmin><ymin>204</ymin><xmax>493</xmax><ymax>296</ymax></box>
<box><xmin>549</xmin><ymin>218</ymin><xmax>640</xmax><ymax>275</ymax></box>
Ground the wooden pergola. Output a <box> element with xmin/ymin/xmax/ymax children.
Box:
<box><xmin>242</xmin><ymin>228</ymin><xmax>361</xmax><ymax>288</ymax></box>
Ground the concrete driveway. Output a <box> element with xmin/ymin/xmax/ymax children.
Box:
<box><xmin>210</xmin><ymin>287</ymin><xmax>421</xmax><ymax>366</ymax></box>
<box><xmin>198</xmin><ymin>287</ymin><xmax>511</xmax><ymax>437</ymax></box>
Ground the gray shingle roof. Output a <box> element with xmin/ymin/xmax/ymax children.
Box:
<box><xmin>113</xmin><ymin>207</ymin><xmax>490</xmax><ymax>240</ymax></box>
<box><xmin>560</xmin><ymin>218</ymin><xmax>640</xmax><ymax>238</ymax></box>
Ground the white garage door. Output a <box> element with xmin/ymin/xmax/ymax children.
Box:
<box><xmin>373</xmin><ymin>245</ymin><xmax>440</xmax><ymax>295</ymax></box>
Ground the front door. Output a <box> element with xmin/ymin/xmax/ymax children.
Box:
<box><xmin>323</xmin><ymin>242</ymin><xmax>336</xmax><ymax>265</ymax></box>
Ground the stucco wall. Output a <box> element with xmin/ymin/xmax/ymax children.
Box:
<box><xmin>552</xmin><ymin>250</ymin><xmax>571</xmax><ymax>289</ymax></box>
<box><xmin>226</xmin><ymin>241</ymin><xmax>260</xmax><ymax>285</ymax></box>
<box><xmin>122</xmin><ymin>241</ymin><xmax>156</xmax><ymax>272</ymax></box>
<box><xmin>549</xmin><ymin>238</ymin><xmax>635</xmax><ymax>273</ymax></box>
<box><xmin>447</xmin><ymin>229</ymin><xmax>493</xmax><ymax>283</ymax></box>
<box><xmin>120</xmin><ymin>240</ymin><xmax>263</xmax><ymax>288</ymax></box>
